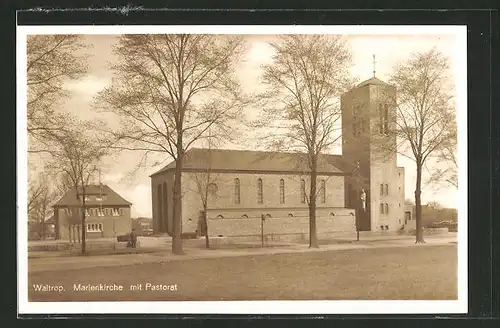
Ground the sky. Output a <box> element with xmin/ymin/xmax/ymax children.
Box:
<box><xmin>43</xmin><ymin>31</ymin><xmax>461</xmax><ymax>217</ymax></box>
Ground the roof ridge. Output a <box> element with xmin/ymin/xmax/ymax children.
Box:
<box><xmin>151</xmin><ymin>148</ymin><xmax>345</xmax><ymax>177</ymax></box>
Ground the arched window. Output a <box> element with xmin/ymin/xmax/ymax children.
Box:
<box><xmin>234</xmin><ymin>178</ymin><xmax>240</xmax><ymax>204</ymax></box>
<box><xmin>288</xmin><ymin>213</ymin><xmax>294</xmax><ymax>218</ymax></box>
<box><xmin>157</xmin><ymin>185</ymin><xmax>163</xmax><ymax>232</ymax></box>
<box><xmin>265</xmin><ymin>214</ymin><xmax>272</xmax><ymax>219</ymax></box>
<box><xmin>216</xmin><ymin>215</ymin><xmax>224</xmax><ymax>219</ymax></box>
<box><xmin>257</xmin><ymin>179</ymin><xmax>263</xmax><ymax>204</ymax></box>
<box><xmin>380</xmin><ymin>183</ymin><xmax>384</xmax><ymax>196</ymax></box>
<box><xmin>378</xmin><ymin>103</ymin><xmax>384</xmax><ymax>134</ymax></box>
<box><xmin>241</xmin><ymin>214</ymin><xmax>249</xmax><ymax>219</ymax></box>
<box><xmin>320</xmin><ymin>180</ymin><xmax>326</xmax><ymax>203</ymax></box>
<box><xmin>300</xmin><ymin>179</ymin><xmax>306</xmax><ymax>204</ymax></box>
<box><xmin>208</xmin><ymin>183</ymin><xmax>218</xmax><ymax>195</ymax></box>
<box><xmin>385</xmin><ymin>203</ymin><xmax>389</xmax><ymax>214</ymax></box>
<box><xmin>385</xmin><ymin>184</ymin><xmax>389</xmax><ymax>195</ymax></box>
<box><xmin>330</xmin><ymin>213</ymin><xmax>335</xmax><ymax>218</ymax></box>
<box><xmin>383</xmin><ymin>104</ymin><xmax>389</xmax><ymax>134</ymax></box>
<box><xmin>163</xmin><ymin>182</ymin><xmax>169</xmax><ymax>233</ymax></box>
<box><xmin>380</xmin><ymin>203</ymin><xmax>384</xmax><ymax>214</ymax></box>
<box><xmin>279</xmin><ymin>179</ymin><xmax>285</xmax><ymax>204</ymax></box>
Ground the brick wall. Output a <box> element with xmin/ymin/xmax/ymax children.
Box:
<box><xmin>56</xmin><ymin>206</ymin><xmax>131</xmax><ymax>240</ymax></box>
<box><xmin>181</xmin><ymin>172</ymin><xmax>346</xmax><ymax>233</ymax></box>
<box><xmin>207</xmin><ymin>208</ymin><xmax>355</xmax><ymax>237</ymax></box>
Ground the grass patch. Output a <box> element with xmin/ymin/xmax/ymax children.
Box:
<box><xmin>29</xmin><ymin>245</ymin><xmax>457</xmax><ymax>301</ymax></box>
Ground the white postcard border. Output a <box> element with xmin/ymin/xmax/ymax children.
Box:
<box><xmin>17</xmin><ymin>24</ymin><xmax>468</xmax><ymax>315</ymax></box>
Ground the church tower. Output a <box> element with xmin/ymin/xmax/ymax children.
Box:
<box><xmin>341</xmin><ymin>65</ymin><xmax>405</xmax><ymax>232</ymax></box>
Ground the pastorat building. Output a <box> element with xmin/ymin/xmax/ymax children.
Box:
<box><xmin>150</xmin><ymin>76</ymin><xmax>406</xmax><ymax>239</ymax></box>
<box><xmin>52</xmin><ymin>184</ymin><xmax>132</xmax><ymax>240</ymax></box>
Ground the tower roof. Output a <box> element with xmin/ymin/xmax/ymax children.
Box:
<box><xmin>356</xmin><ymin>77</ymin><xmax>392</xmax><ymax>88</ymax></box>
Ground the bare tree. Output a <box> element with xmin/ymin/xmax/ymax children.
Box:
<box><xmin>28</xmin><ymin>173</ymin><xmax>57</xmax><ymax>239</ymax></box>
<box><xmin>28</xmin><ymin>174</ymin><xmax>48</xmax><ymax>217</ymax></box>
<box><xmin>48</xmin><ymin>120</ymin><xmax>108</xmax><ymax>253</ymax></box>
<box><xmin>427</xmin><ymin>133</ymin><xmax>458</xmax><ymax>189</ymax></box>
<box><xmin>27</xmin><ymin>35</ymin><xmax>88</xmax><ymax>153</ymax></box>
<box><xmin>96</xmin><ymin>34</ymin><xmax>247</xmax><ymax>254</ymax></box>
<box><xmin>388</xmin><ymin>48</ymin><xmax>456</xmax><ymax>243</ymax></box>
<box><xmin>427</xmin><ymin>201</ymin><xmax>444</xmax><ymax>211</ymax></box>
<box><xmin>253</xmin><ymin>35</ymin><xmax>354</xmax><ymax>248</ymax></box>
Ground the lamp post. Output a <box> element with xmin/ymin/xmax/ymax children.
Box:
<box><xmin>261</xmin><ymin>214</ymin><xmax>265</xmax><ymax>247</ymax></box>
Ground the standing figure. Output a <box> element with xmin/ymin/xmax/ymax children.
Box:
<box><xmin>130</xmin><ymin>228</ymin><xmax>137</xmax><ymax>248</ymax></box>
<box><xmin>360</xmin><ymin>189</ymin><xmax>367</xmax><ymax>211</ymax></box>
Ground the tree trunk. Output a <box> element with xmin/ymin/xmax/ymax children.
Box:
<box><xmin>415</xmin><ymin>162</ymin><xmax>425</xmax><ymax>243</ymax></box>
<box><xmin>309</xmin><ymin>154</ymin><xmax>319</xmax><ymax>248</ymax></box>
<box><xmin>204</xmin><ymin>209</ymin><xmax>210</xmax><ymax>249</ymax></box>
<box><xmin>172</xmin><ymin>143</ymin><xmax>184</xmax><ymax>255</ymax></box>
<box><xmin>40</xmin><ymin>219</ymin><xmax>45</xmax><ymax>240</ymax></box>
<box><xmin>68</xmin><ymin>225</ymin><xmax>72</xmax><ymax>243</ymax></box>
<box><xmin>55</xmin><ymin>211</ymin><xmax>60</xmax><ymax>240</ymax></box>
<box><xmin>81</xmin><ymin>203</ymin><xmax>87</xmax><ymax>253</ymax></box>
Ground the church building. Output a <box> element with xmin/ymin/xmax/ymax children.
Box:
<box><xmin>150</xmin><ymin>75</ymin><xmax>406</xmax><ymax>239</ymax></box>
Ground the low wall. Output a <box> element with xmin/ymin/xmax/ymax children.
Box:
<box><xmin>207</xmin><ymin>211</ymin><xmax>356</xmax><ymax>238</ymax></box>
<box><xmin>403</xmin><ymin>220</ymin><xmax>416</xmax><ymax>231</ymax></box>
<box><xmin>406</xmin><ymin>227</ymin><xmax>449</xmax><ymax>235</ymax></box>
<box><xmin>28</xmin><ymin>239</ymin><xmax>143</xmax><ymax>252</ymax></box>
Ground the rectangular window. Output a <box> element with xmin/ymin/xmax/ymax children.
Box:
<box><xmin>112</xmin><ymin>208</ymin><xmax>120</xmax><ymax>216</ymax></box>
<box><xmin>87</xmin><ymin>223</ymin><xmax>103</xmax><ymax>232</ymax></box>
<box><xmin>119</xmin><ymin>208</ymin><xmax>123</xmax><ymax>215</ymax></box>
<box><xmin>257</xmin><ymin>179</ymin><xmax>263</xmax><ymax>204</ymax></box>
<box><xmin>84</xmin><ymin>209</ymin><xmax>90</xmax><ymax>216</ymax></box>
<box><xmin>97</xmin><ymin>208</ymin><xmax>104</xmax><ymax>217</ymax></box>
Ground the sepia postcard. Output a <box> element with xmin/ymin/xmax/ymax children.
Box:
<box><xmin>17</xmin><ymin>25</ymin><xmax>467</xmax><ymax>315</ymax></box>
